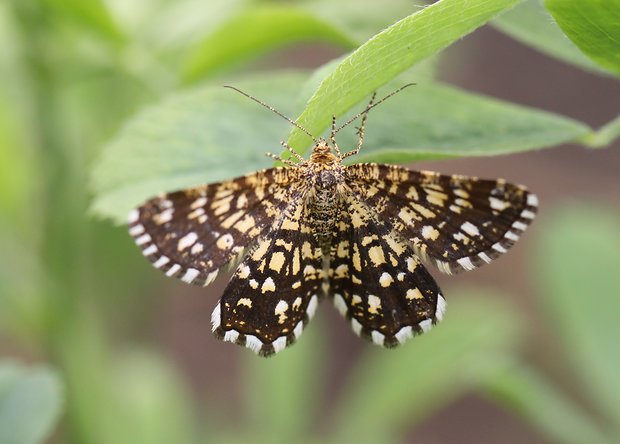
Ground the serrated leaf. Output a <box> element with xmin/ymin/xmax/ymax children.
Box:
<box><xmin>181</xmin><ymin>6</ymin><xmax>355</xmax><ymax>83</ymax></box>
<box><xmin>492</xmin><ymin>0</ymin><xmax>610</xmax><ymax>76</ymax></box>
<box><xmin>330</xmin><ymin>293</ymin><xmax>523</xmax><ymax>442</ymax></box>
<box><xmin>286</xmin><ymin>0</ymin><xmax>524</xmax><ymax>151</ymax></box>
<box><xmin>0</xmin><ymin>362</ymin><xmax>63</xmax><ymax>444</ymax></box>
<box><xmin>538</xmin><ymin>205</ymin><xmax>620</xmax><ymax>432</ymax></box>
<box><xmin>545</xmin><ymin>0</ymin><xmax>620</xmax><ymax>77</ymax></box>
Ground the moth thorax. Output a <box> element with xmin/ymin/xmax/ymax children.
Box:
<box><xmin>307</xmin><ymin>170</ymin><xmax>342</xmax><ymax>252</ymax></box>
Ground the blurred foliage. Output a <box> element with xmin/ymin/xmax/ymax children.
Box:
<box><xmin>0</xmin><ymin>362</ymin><xmax>63</xmax><ymax>444</ymax></box>
<box><xmin>485</xmin><ymin>205</ymin><xmax>620</xmax><ymax>444</ymax></box>
<box><xmin>492</xmin><ymin>0</ymin><xmax>610</xmax><ymax>77</ymax></box>
<box><xmin>0</xmin><ymin>0</ymin><xmax>618</xmax><ymax>443</ymax></box>
<box><xmin>181</xmin><ymin>5</ymin><xmax>356</xmax><ymax>83</ymax></box>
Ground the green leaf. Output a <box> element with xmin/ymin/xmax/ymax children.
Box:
<box><xmin>538</xmin><ymin>205</ymin><xmax>620</xmax><ymax>432</ymax></box>
<box><xmin>301</xmin><ymin>0</ymin><xmax>424</xmax><ymax>43</ymax></box>
<box><xmin>330</xmin><ymin>293</ymin><xmax>523</xmax><ymax>442</ymax></box>
<box><xmin>181</xmin><ymin>6</ymin><xmax>355</xmax><ymax>83</ymax></box>
<box><xmin>492</xmin><ymin>0</ymin><xmax>610</xmax><ymax>76</ymax></box>
<box><xmin>328</xmin><ymin>81</ymin><xmax>591</xmax><ymax>164</ymax></box>
<box><xmin>296</xmin><ymin>54</ymin><xmax>438</xmax><ymax>108</ymax></box>
<box><xmin>486</xmin><ymin>366</ymin><xmax>613</xmax><ymax>444</ymax></box>
<box><xmin>545</xmin><ymin>0</ymin><xmax>620</xmax><ymax>76</ymax></box>
<box><xmin>0</xmin><ymin>362</ymin><xmax>63</xmax><ymax>444</ymax></box>
<box><xmin>287</xmin><ymin>0</ymin><xmax>524</xmax><ymax>151</ymax></box>
<box><xmin>90</xmin><ymin>72</ymin><xmax>308</xmax><ymax>224</ymax></box>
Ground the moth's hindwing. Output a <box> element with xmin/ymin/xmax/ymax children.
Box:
<box><xmin>211</xmin><ymin>199</ymin><xmax>326</xmax><ymax>356</ymax></box>
<box><xmin>329</xmin><ymin>193</ymin><xmax>446</xmax><ymax>347</ymax></box>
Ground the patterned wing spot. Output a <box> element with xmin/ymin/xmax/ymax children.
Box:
<box><xmin>379</xmin><ymin>272</ymin><xmax>394</xmax><ymax>287</ymax></box>
<box><xmin>129</xmin><ymin>225</ymin><xmax>145</xmax><ymax>238</ymax></box>
<box><xmin>274</xmin><ymin>300</ymin><xmax>289</xmax><ymax>324</ymax></box>
<box><xmin>421</xmin><ymin>225</ymin><xmax>439</xmax><ymax>240</ymax></box>
<box><xmin>216</xmin><ymin>233</ymin><xmax>234</xmax><ymax>250</ymax></box>
<box><xmin>153</xmin><ymin>256</ymin><xmax>170</xmax><ymax>268</ymax></box>
<box><xmin>371</xmin><ymin>330</ymin><xmax>385</xmax><ymax>346</ymax></box>
<box><xmin>461</xmin><ymin>222</ymin><xmax>480</xmax><ymax>237</ymax></box>
<box><xmin>425</xmin><ymin>187</ymin><xmax>449</xmax><ymax>207</ymax></box>
<box><xmin>489</xmin><ymin>196</ymin><xmax>509</xmax><ymax>211</ymax></box>
<box><xmin>141</xmin><ymin>245</ymin><xmax>157</xmax><ymax>258</ymax></box>
<box><xmin>419</xmin><ymin>319</ymin><xmax>433</xmax><ymax>333</ymax></box>
<box><xmin>237</xmin><ymin>298</ymin><xmax>252</xmax><ymax>308</ymax></box>
<box><xmin>367</xmin><ymin>295</ymin><xmax>382</xmax><ymax>314</ymax></box>
<box><xmin>400</xmin><ymin>206</ymin><xmax>422</xmax><ymax>225</ymax></box>
<box><xmin>234</xmin><ymin>215</ymin><xmax>258</xmax><ymax>234</ymax></box>
<box><xmin>368</xmin><ymin>246</ymin><xmax>386</xmax><ymax>266</ymax></box>
<box><xmin>166</xmin><ymin>264</ymin><xmax>181</xmax><ymax>276</ymax></box>
<box><xmin>406</xmin><ymin>288</ymin><xmax>423</xmax><ymax>300</ymax></box>
<box><xmin>269</xmin><ymin>251</ymin><xmax>286</xmax><ymax>272</ymax></box>
<box><xmin>220</xmin><ymin>210</ymin><xmax>245</xmax><ymax>229</ymax></box>
<box><xmin>261</xmin><ymin>277</ymin><xmax>276</xmax><ymax>292</ymax></box>
<box><xmin>182</xmin><ymin>268</ymin><xmax>200</xmax><ymax>283</ymax></box>
<box><xmin>136</xmin><ymin>234</ymin><xmax>151</xmax><ymax>246</ymax></box>
<box><xmin>457</xmin><ymin>257</ymin><xmax>475</xmax><ymax>271</ymax></box>
<box><xmin>190</xmin><ymin>242</ymin><xmax>204</xmax><ymax>255</ymax></box>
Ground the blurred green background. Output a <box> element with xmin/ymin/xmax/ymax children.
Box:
<box><xmin>1</xmin><ymin>0</ymin><xmax>619</xmax><ymax>443</ymax></box>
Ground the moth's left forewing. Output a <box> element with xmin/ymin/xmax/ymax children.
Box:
<box><xmin>345</xmin><ymin>163</ymin><xmax>538</xmax><ymax>274</ymax></box>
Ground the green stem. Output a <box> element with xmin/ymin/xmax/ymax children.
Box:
<box><xmin>579</xmin><ymin>115</ymin><xmax>620</xmax><ymax>148</ymax></box>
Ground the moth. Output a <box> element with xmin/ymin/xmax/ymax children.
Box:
<box><xmin>129</xmin><ymin>85</ymin><xmax>537</xmax><ymax>356</ymax></box>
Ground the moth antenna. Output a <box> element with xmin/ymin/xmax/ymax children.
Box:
<box><xmin>334</xmin><ymin>83</ymin><xmax>416</xmax><ymax>134</ymax></box>
<box><xmin>224</xmin><ymin>85</ymin><xmax>318</xmax><ymax>144</ymax></box>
